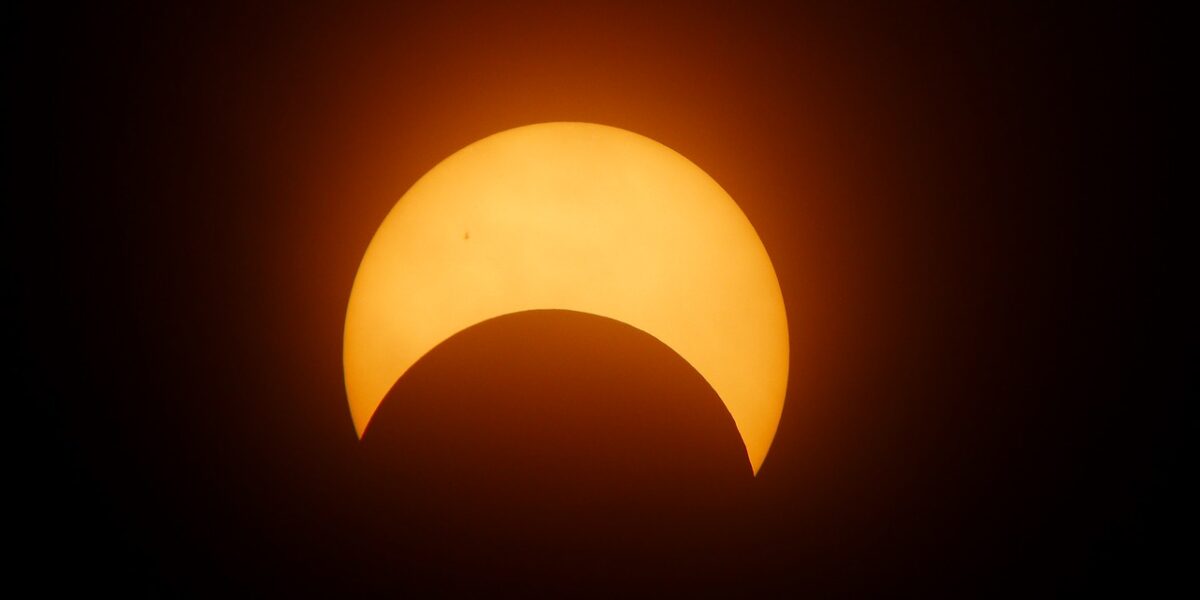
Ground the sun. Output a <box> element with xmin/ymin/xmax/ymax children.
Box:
<box><xmin>344</xmin><ymin>122</ymin><xmax>788</xmax><ymax>473</ymax></box>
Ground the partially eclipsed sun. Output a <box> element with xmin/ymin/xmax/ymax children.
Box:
<box><xmin>344</xmin><ymin>122</ymin><xmax>788</xmax><ymax>474</ymax></box>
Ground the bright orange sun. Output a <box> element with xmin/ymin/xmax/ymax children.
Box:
<box><xmin>344</xmin><ymin>122</ymin><xmax>789</xmax><ymax>473</ymax></box>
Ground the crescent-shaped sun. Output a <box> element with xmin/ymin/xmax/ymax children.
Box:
<box><xmin>344</xmin><ymin>122</ymin><xmax>788</xmax><ymax>473</ymax></box>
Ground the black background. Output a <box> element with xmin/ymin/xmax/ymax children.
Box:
<box><xmin>12</xmin><ymin>2</ymin><xmax>1171</xmax><ymax>596</ymax></box>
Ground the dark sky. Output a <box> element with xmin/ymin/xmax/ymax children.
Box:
<box><xmin>12</xmin><ymin>2</ymin><xmax>1170</xmax><ymax>596</ymax></box>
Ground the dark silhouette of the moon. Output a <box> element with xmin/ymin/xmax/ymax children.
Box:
<box><xmin>355</xmin><ymin>310</ymin><xmax>756</xmax><ymax>592</ymax></box>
